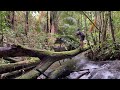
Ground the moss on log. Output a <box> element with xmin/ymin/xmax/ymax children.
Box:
<box><xmin>0</xmin><ymin>44</ymin><xmax>90</xmax><ymax>79</ymax></box>
<box><xmin>0</xmin><ymin>44</ymin><xmax>89</xmax><ymax>60</ymax></box>
<box><xmin>15</xmin><ymin>59</ymin><xmax>55</xmax><ymax>79</ymax></box>
<box><xmin>48</xmin><ymin>59</ymin><xmax>77</xmax><ymax>79</ymax></box>
<box><xmin>0</xmin><ymin>66</ymin><xmax>35</xmax><ymax>79</ymax></box>
<box><xmin>0</xmin><ymin>59</ymin><xmax>40</xmax><ymax>74</ymax></box>
<box><xmin>15</xmin><ymin>47</ymin><xmax>89</xmax><ymax>79</ymax></box>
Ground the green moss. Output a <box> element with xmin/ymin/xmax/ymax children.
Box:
<box><xmin>15</xmin><ymin>70</ymin><xmax>39</xmax><ymax>79</ymax></box>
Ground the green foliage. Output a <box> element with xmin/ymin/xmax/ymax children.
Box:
<box><xmin>64</xmin><ymin>17</ymin><xmax>77</xmax><ymax>25</ymax></box>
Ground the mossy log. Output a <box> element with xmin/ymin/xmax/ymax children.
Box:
<box><xmin>48</xmin><ymin>59</ymin><xmax>77</xmax><ymax>79</ymax></box>
<box><xmin>15</xmin><ymin>59</ymin><xmax>55</xmax><ymax>79</ymax></box>
<box><xmin>0</xmin><ymin>44</ymin><xmax>89</xmax><ymax>60</ymax></box>
<box><xmin>0</xmin><ymin>66</ymin><xmax>35</xmax><ymax>79</ymax></box>
<box><xmin>3</xmin><ymin>57</ymin><xmax>21</xmax><ymax>63</ymax></box>
<box><xmin>15</xmin><ymin>47</ymin><xmax>89</xmax><ymax>79</ymax></box>
<box><xmin>0</xmin><ymin>44</ymin><xmax>89</xmax><ymax>79</ymax></box>
<box><xmin>0</xmin><ymin>59</ymin><xmax>40</xmax><ymax>74</ymax></box>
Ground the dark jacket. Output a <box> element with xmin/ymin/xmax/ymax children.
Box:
<box><xmin>76</xmin><ymin>31</ymin><xmax>85</xmax><ymax>41</ymax></box>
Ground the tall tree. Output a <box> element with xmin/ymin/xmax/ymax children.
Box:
<box><xmin>25</xmin><ymin>11</ymin><xmax>29</xmax><ymax>36</ymax></box>
<box><xmin>84</xmin><ymin>12</ymin><xmax>90</xmax><ymax>47</ymax></box>
<box><xmin>46</xmin><ymin>11</ymin><xmax>50</xmax><ymax>33</ymax></box>
<box><xmin>0</xmin><ymin>12</ymin><xmax>3</xmax><ymax>46</ymax></box>
<box><xmin>108</xmin><ymin>11</ymin><xmax>116</xmax><ymax>45</ymax></box>
<box><xmin>11</xmin><ymin>11</ymin><xmax>15</xmax><ymax>30</ymax></box>
<box><xmin>50</xmin><ymin>11</ymin><xmax>58</xmax><ymax>34</ymax></box>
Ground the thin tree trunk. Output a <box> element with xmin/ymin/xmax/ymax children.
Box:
<box><xmin>11</xmin><ymin>11</ymin><xmax>15</xmax><ymax>30</ymax></box>
<box><xmin>84</xmin><ymin>13</ymin><xmax>90</xmax><ymax>47</ymax></box>
<box><xmin>46</xmin><ymin>11</ymin><xmax>49</xmax><ymax>33</ymax></box>
<box><xmin>0</xmin><ymin>12</ymin><xmax>3</xmax><ymax>47</ymax></box>
<box><xmin>90</xmin><ymin>12</ymin><xmax>96</xmax><ymax>45</ymax></box>
<box><xmin>25</xmin><ymin>11</ymin><xmax>29</xmax><ymax>36</ymax></box>
<box><xmin>108</xmin><ymin>11</ymin><xmax>116</xmax><ymax>44</ymax></box>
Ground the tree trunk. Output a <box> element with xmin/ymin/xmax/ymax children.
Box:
<box><xmin>46</xmin><ymin>11</ymin><xmax>50</xmax><ymax>33</ymax></box>
<box><xmin>108</xmin><ymin>11</ymin><xmax>116</xmax><ymax>44</ymax></box>
<box><xmin>84</xmin><ymin>13</ymin><xmax>90</xmax><ymax>47</ymax></box>
<box><xmin>0</xmin><ymin>66</ymin><xmax>35</xmax><ymax>79</ymax></box>
<box><xmin>89</xmin><ymin>12</ymin><xmax>96</xmax><ymax>45</ymax></box>
<box><xmin>15</xmin><ymin>59</ymin><xmax>55</xmax><ymax>79</ymax></box>
<box><xmin>25</xmin><ymin>11</ymin><xmax>29</xmax><ymax>36</ymax></box>
<box><xmin>0</xmin><ymin>59</ymin><xmax>40</xmax><ymax>74</ymax></box>
<box><xmin>0</xmin><ymin>12</ymin><xmax>3</xmax><ymax>47</ymax></box>
<box><xmin>11</xmin><ymin>11</ymin><xmax>15</xmax><ymax>30</ymax></box>
<box><xmin>48</xmin><ymin>59</ymin><xmax>77</xmax><ymax>79</ymax></box>
<box><xmin>100</xmin><ymin>11</ymin><xmax>109</xmax><ymax>46</ymax></box>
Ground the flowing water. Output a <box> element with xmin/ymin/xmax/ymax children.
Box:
<box><xmin>38</xmin><ymin>51</ymin><xmax>120</xmax><ymax>79</ymax></box>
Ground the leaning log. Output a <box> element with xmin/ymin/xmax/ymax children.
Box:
<box><xmin>48</xmin><ymin>59</ymin><xmax>77</xmax><ymax>79</ymax></box>
<box><xmin>15</xmin><ymin>59</ymin><xmax>55</xmax><ymax>79</ymax></box>
<box><xmin>0</xmin><ymin>59</ymin><xmax>40</xmax><ymax>74</ymax></box>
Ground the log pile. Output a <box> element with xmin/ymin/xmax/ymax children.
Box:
<box><xmin>0</xmin><ymin>44</ymin><xmax>89</xmax><ymax>79</ymax></box>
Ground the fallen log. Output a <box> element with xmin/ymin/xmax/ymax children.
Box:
<box><xmin>3</xmin><ymin>57</ymin><xmax>22</xmax><ymax>63</ymax></box>
<box><xmin>0</xmin><ymin>44</ymin><xmax>90</xmax><ymax>79</ymax></box>
<box><xmin>48</xmin><ymin>60</ymin><xmax>77</xmax><ymax>79</ymax></box>
<box><xmin>0</xmin><ymin>59</ymin><xmax>40</xmax><ymax>74</ymax></box>
<box><xmin>0</xmin><ymin>44</ymin><xmax>89</xmax><ymax>60</ymax></box>
<box><xmin>0</xmin><ymin>66</ymin><xmax>35</xmax><ymax>79</ymax></box>
<box><xmin>15</xmin><ymin>59</ymin><xmax>55</xmax><ymax>79</ymax></box>
<box><xmin>15</xmin><ymin>47</ymin><xmax>89</xmax><ymax>79</ymax></box>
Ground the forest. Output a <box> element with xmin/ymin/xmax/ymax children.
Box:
<box><xmin>0</xmin><ymin>11</ymin><xmax>120</xmax><ymax>79</ymax></box>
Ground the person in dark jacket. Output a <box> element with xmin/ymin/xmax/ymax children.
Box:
<box><xmin>76</xmin><ymin>28</ymin><xmax>85</xmax><ymax>48</ymax></box>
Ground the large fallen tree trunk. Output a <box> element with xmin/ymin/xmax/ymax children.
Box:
<box><xmin>0</xmin><ymin>44</ymin><xmax>90</xmax><ymax>79</ymax></box>
<box><xmin>0</xmin><ymin>44</ymin><xmax>89</xmax><ymax>60</ymax></box>
<box><xmin>0</xmin><ymin>59</ymin><xmax>40</xmax><ymax>74</ymax></box>
<box><xmin>15</xmin><ymin>48</ymin><xmax>89</xmax><ymax>79</ymax></box>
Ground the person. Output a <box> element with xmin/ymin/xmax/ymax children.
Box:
<box><xmin>76</xmin><ymin>28</ymin><xmax>85</xmax><ymax>48</ymax></box>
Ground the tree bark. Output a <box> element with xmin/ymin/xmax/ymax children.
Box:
<box><xmin>11</xmin><ymin>11</ymin><xmax>15</xmax><ymax>30</ymax></box>
<box><xmin>108</xmin><ymin>11</ymin><xmax>116</xmax><ymax>44</ymax></box>
<box><xmin>46</xmin><ymin>11</ymin><xmax>50</xmax><ymax>33</ymax></box>
<box><xmin>50</xmin><ymin>11</ymin><xmax>58</xmax><ymax>34</ymax></box>
<box><xmin>25</xmin><ymin>11</ymin><xmax>29</xmax><ymax>36</ymax></box>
